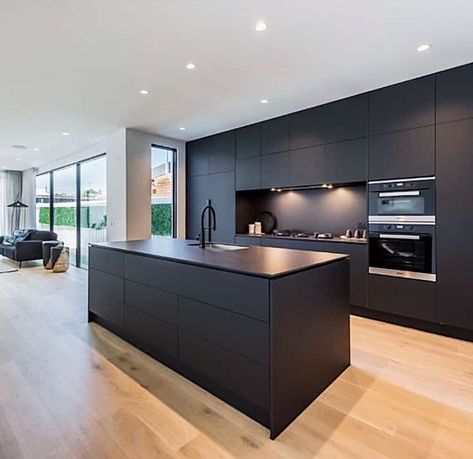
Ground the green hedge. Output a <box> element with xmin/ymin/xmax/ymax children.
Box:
<box><xmin>39</xmin><ymin>207</ymin><xmax>106</xmax><ymax>229</ymax></box>
<box><xmin>152</xmin><ymin>203</ymin><xmax>172</xmax><ymax>236</ymax></box>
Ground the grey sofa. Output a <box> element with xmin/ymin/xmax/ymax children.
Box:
<box><xmin>0</xmin><ymin>229</ymin><xmax>58</xmax><ymax>267</ymax></box>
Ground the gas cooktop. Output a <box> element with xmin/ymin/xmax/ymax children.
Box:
<box><xmin>273</xmin><ymin>230</ymin><xmax>334</xmax><ymax>239</ymax></box>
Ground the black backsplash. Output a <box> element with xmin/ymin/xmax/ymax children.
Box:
<box><xmin>236</xmin><ymin>185</ymin><xmax>367</xmax><ymax>235</ymax></box>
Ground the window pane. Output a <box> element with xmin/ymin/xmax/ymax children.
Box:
<box><xmin>53</xmin><ymin>166</ymin><xmax>77</xmax><ymax>263</ymax></box>
<box><xmin>36</xmin><ymin>173</ymin><xmax>50</xmax><ymax>231</ymax></box>
<box><xmin>151</xmin><ymin>146</ymin><xmax>174</xmax><ymax>237</ymax></box>
<box><xmin>80</xmin><ymin>156</ymin><xmax>107</xmax><ymax>267</ymax></box>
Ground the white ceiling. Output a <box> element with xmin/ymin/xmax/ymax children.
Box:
<box><xmin>1</xmin><ymin>0</ymin><xmax>473</xmax><ymax>171</ymax></box>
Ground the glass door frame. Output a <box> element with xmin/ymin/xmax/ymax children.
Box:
<box><xmin>151</xmin><ymin>144</ymin><xmax>177</xmax><ymax>238</ymax></box>
<box><xmin>36</xmin><ymin>152</ymin><xmax>106</xmax><ymax>268</ymax></box>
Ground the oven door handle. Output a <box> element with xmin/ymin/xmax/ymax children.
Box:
<box><xmin>378</xmin><ymin>191</ymin><xmax>421</xmax><ymax>197</ymax></box>
<box><xmin>379</xmin><ymin>234</ymin><xmax>421</xmax><ymax>240</ymax></box>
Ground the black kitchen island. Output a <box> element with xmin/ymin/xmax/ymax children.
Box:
<box><xmin>88</xmin><ymin>238</ymin><xmax>350</xmax><ymax>438</ymax></box>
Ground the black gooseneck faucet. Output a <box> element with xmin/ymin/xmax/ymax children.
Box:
<box><xmin>199</xmin><ymin>199</ymin><xmax>216</xmax><ymax>248</ymax></box>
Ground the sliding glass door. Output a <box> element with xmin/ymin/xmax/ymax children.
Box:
<box><xmin>151</xmin><ymin>145</ymin><xmax>176</xmax><ymax>237</ymax></box>
<box><xmin>53</xmin><ymin>165</ymin><xmax>78</xmax><ymax>262</ymax></box>
<box><xmin>35</xmin><ymin>154</ymin><xmax>106</xmax><ymax>268</ymax></box>
<box><xmin>80</xmin><ymin>156</ymin><xmax>107</xmax><ymax>267</ymax></box>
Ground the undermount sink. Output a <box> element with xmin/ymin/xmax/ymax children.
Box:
<box><xmin>187</xmin><ymin>242</ymin><xmax>249</xmax><ymax>251</ymax></box>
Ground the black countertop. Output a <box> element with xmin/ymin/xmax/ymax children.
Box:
<box><xmin>236</xmin><ymin>233</ymin><xmax>367</xmax><ymax>245</ymax></box>
<box><xmin>91</xmin><ymin>238</ymin><xmax>347</xmax><ymax>279</ymax></box>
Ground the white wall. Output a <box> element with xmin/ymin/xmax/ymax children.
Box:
<box><xmin>126</xmin><ymin>128</ymin><xmax>186</xmax><ymax>240</ymax></box>
<box><xmin>35</xmin><ymin>128</ymin><xmax>186</xmax><ymax>242</ymax></box>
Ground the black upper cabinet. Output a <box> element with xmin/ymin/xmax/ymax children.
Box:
<box><xmin>208</xmin><ymin>131</ymin><xmax>235</xmax><ymax>174</ymax></box>
<box><xmin>236</xmin><ymin>156</ymin><xmax>261</xmax><ymax>190</ymax></box>
<box><xmin>369</xmin><ymin>76</ymin><xmax>435</xmax><ymax>135</ymax></box>
<box><xmin>236</xmin><ymin>124</ymin><xmax>261</xmax><ymax>159</ymax></box>
<box><xmin>437</xmin><ymin>64</ymin><xmax>473</xmax><ymax>124</ymax></box>
<box><xmin>290</xmin><ymin>96</ymin><xmax>367</xmax><ymax>149</ymax></box>
<box><xmin>261</xmin><ymin>116</ymin><xmax>290</xmax><ymax>155</ymax></box>
<box><xmin>261</xmin><ymin>152</ymin><xmax>291</xmax><ymax>188</ymax></box>
<box><xmin>436</xmin><ymin>118</ymin><xmax>473</xmax><ymax>330</ymax></box>
<box><xmin>290</xmin><ymin>146</ymin><xmax>325</xmax><ymax>186</ymax></box>
<box><xmin>186</xmin><ymin>174</ymin><xmax>209</xmax><ymax>240</ymax></box>
<box><xmin>209</xmin><ymin>171</ymin><xmax>235</xmax><ymax>243</ymax></box>
<box><xmin>325</xmin><ymin>138</ymin><xmax>367</xmax><ymax>183</ymax></box>
<box><xmin>187</xmin><ymin>138</ymin><xmax>209</xmax><ymax>177</ymax></box>
<box><xmin>368</xmin><ymin>126</ymin><xmax>435</xmax><ymax>180</ymax></box>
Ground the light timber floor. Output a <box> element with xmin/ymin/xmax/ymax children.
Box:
<box><xmin>0</xmin><ymin>260</ymin><xmax>473</xmax><ymax>458</ymax></box>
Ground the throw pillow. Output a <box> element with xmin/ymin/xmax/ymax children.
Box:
<box><xmin>2</xmin><ymin>235</ymin><xmax>15</xmax><ymax>246</ymax></box>
<box><xmin>13</xmin><ymin>229</ymin><xmax>31</xmax><ymax>242</ymax></box>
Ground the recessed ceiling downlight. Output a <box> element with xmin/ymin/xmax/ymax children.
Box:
<box><xmin>62</xmin><ymin>132</ymin><xmax>70</xmax><ymax>136</ymax></box>
<box><xmin>417</xmin><ymin>43</ymin><xmax>431</xmax><ymax>52</ymax></box>
<box><xmin>139</xmin><ymin>89</ymin><xmax>150</xmax><ymax>95</ymax></box>
<box><xmin>11</xmin><ymin>144</ymin><xmax>28</xmax><ymax>150</ymax></box>
<box><xmin>179</xmin><ymin>127</ymin><xmax>186</xmax><ymax>131</ymax></box>
<box><xmin>186</xmin><ymin>62</ymin><xmax>196</xmax><ymax>70</ymax></box>
<box><xmin>260</xmin><ymin>99</ymin><xmax>269</xmax><ymax>104</ymax></box>
<box><xmin>255</xmin><ymin>21</ymin><xmax>267</xmax><ymax>32</ymax></box>
<box><xmin>33</xmin><ymin>147</ymin><xmax>40</xmax><ymax>151</ymax></box>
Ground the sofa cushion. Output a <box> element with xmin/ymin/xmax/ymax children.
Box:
<box><xmin>27</xmin><ymin>230</ymin><xmax>58</xmax><ymax>241</ymax></box>
<box><xmin>1</xmin><ymin>245</ymin><xmax>16</xmax><ymax>259</ymax></box>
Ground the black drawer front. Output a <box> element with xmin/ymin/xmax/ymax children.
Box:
<box><xmin>125</xmin><ymin>280</ymin><xmax>178</xmax><ymax>325</ymax></box>
<box><xmin>235</xmin><ymin>236</ymin><xmax>261</xmax><ymax>246</ymax></box>
<box><xmin>179</xmin><ymin>297</ymin><xmax>269</xmax><ymax>365</ymax></box>
<box><xmin>89</xmin><ymin>269</ymin><xmax>124</xmax><ymax>329</ymax></box>
<box><xmin>125</xmin><ymin>254</ymin><xmax>269</xmax><ymax>322</ymax></box>
<box><xmin>124</xmin><ymin>306</ymin><xmax>177</xmax><ymax>359</ymax></box>
<box><xmin>89</xmin><ymin>247</ymin><xmax>124</xmax><ymax>277</ymax></box>
<box><xmin>179</xmin><ymin>331</ymin><xmax>269</xmax><ymax>410</ymax></box>
<box><xmin>368</xmin><ymin>274</ymin><xmax>435</xmax><ymax>322</ymax></box>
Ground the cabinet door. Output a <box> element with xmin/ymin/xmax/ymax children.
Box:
<box><xmin>368</xmin><ymin>126</ymin><xmax>434</xmax><ymax>180</ymax></box>
<box><xmin>290</xmin><ymin>96</ymin><xmax>367</xmax><ymax>149</ymax></box>
<box><xmin>236</xmin><ymin>156</ymin><xmax>261</xmax><ymax>190</ymax></box>
<box><xmin>290</xmin><ymin>145</ymin><xmax>325</xmax><ymax>186</ymax></box>
<box><xmin>261</xmin><ymin>152</ymin><xmax>291</xmax><ymax>188</ymax></box>
<box><xmin>186</xmin><ymin>138</ymin><xmax>209</xmax><ymax>176</ymax></box>
<box><xmin>208</xmin><ymin>131</ymin><xmax>235</xmax><ymax>174</ymax></box>
<box><xmin>437</xmin><ymin>64</ymin><xmax>473</xmax><ymax>123</ymax></box>
<box><xmin>325</xmin><ymin>138</ymin><xmax>367</xmax><ymax>183</ymax></box>
<box><xmin>89</xmin><ymin>269</ymin><xmax>124</xmax><ymax>329</ymax></box>
<box><xmin>368</xmin><ymin>274</ymin><xmax>435</xmax><ymax>322</ymax></box>
<box><xmin>235</xmin><ymin>236</ymin><xmax>261</xmax><ymax>246</ymax></box>
<box><xmin>186</xmin><ymin>174</ymin><xmax>209</xmax><ymax>240</ymax></box>
<box><xmin>369</xmin><ymin>76</ymin><xmax>435</xmax><ymax>135</ymax></box>
<box><xmin>261</xmin><ymin>117</ymin><xmax>290</xmax><ymax>155</ymax></box>
<box><xmin>209</xmin><ymin>171</ymin><xmax>235</xmax><ymax>244</ymax></box>
<box><xmin>436</xmin><ymin>119</ymin><xmax>473</xmax><ymax>330</ymax></box>
<box><xmin>236</xmin><ymin>124</ymin><xmax>261</xmax><ymax>159</ymax></box>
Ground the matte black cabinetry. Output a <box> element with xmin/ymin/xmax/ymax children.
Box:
<box><xmin>368</xmin><ymin>274</ymin><xmax>435</xmax><ymax>322</ymax></box>
<box><xmin>290</xmin><ymin>96</ymin><xmax>367</xmax><ymax>149</ymax></box>
<box><xmin>89</xmin><ymin>246</ymin><xmax>350</xmax><ymax>439</ymax></box>
<box><xmin>253</xmin><ymin>237</ymin><xmax>367</xmax><ymax>308</ymax></box>
<box><xmin>369</xmin><ymin>76</ymin><xmax>435</xmax><ymax>135</ymax></box>
<box><xmin>186</xmin><ymin>131</ymin><xmax>235</xmax><ymax>243</ymax></box>
<box><xmin>261</xmin><ymin>116</ymin><xmax>290</xmax><ymax>155</ymax></box>
<box><xmin>236</xmin><ymin>156</ymin><xmax>261</xmax><ymax>190</ymax></box>
<box><xmin>261</xmin><ymin>152</ymin><xmax>291</xmax><ymax>188</ymax></box>
<box><xmin>436</xmin><ymin>119</ymin><xmax>473</xmax><ymax>330</ymax></box>
<box><xmin>437</xmin><ymin>64</ymin><xmax>473</xmax><ymax>123</ymax></box>
<box><xmin>236</xmin><ymin>124</ymin><xmax>261</xmax><ymax>159</ymax></box>
<box><xmin>369</xmin><ymin>126</ymin><xmax>435</xmax><ymax>180</ymax></box>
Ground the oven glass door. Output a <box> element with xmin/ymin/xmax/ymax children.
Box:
<box><xmin>369</xmin><ymin>234</ymin><xmax>432</xmax><ymax>273</ymax></box>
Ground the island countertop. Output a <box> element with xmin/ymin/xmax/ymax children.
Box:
<box><xmin>91</xmin><ymin>238</ymin><xmax>348</xmax><ymax>278</ymax></box>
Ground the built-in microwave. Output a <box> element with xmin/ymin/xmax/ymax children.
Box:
<box><xmin>369</xmin><ymin>223</ymin><xmax>436</xmax><ymax>282</ymax></box>
<box><xmin>368</xmin><ymin>177</ymin><xmax>435</xmax><ymax>224</ymax></box>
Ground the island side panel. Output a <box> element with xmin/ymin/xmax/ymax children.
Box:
<box><xmin>269</xmin><ymin>258</ymin><xmax>350</xmax><ymax>439</ymax></box>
